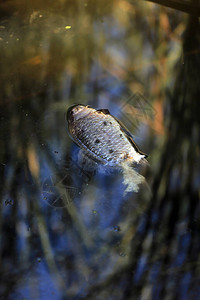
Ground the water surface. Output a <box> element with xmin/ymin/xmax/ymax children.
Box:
<box><xmin>0</xmin><ymin>1</ymin><xmax>200</xmax><ymax>299</ymax></box>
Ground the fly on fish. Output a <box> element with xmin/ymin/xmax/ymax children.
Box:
<box><xmin>66</xmin><ymin>104</ymin><xmax>148</xmax><ymax>167</ymax></box>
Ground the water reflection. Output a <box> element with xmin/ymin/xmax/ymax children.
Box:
<box><xmin>0</xmin><ymin>1</ymin><xmax>200</xmax><ymax>299</ymax></box>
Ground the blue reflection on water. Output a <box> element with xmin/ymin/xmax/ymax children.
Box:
<box><xmin>134</xmin><ymin>255</ymin><xmax>148</xmax><ymax>283</ymax></box>
<box><xmin>13</xmin><ymin>261</ymin><xmax>60</xmax><ymax>300</ymax></box>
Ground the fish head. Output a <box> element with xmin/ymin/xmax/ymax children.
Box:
<box><xmin>67</xmin><ymin>104</ymin><xmax>94</xmax><ymax>123</ymax></box>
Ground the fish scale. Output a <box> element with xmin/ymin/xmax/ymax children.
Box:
<box><xmin>67</xmin><ymin>104</ymin><xmax>147</xmax><ymax>166</ymax></box>
<box><xmin>76</xmin><ymin>115</ymin><xmax>128</xmax><ymax>161</ymax></box>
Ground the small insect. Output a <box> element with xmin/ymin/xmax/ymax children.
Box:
<box><xmin>66</xmin><ymin>104</ymin><xmax>148</xmax><ymax>167</ymax></box>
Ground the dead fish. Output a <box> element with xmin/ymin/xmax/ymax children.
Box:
<box><xmin>66</xmin><ymin>104</ymin><xmax>148</xmax><ymax>167</ymax></box>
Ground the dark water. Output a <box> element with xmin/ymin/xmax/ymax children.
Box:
<box><xmin>0</xmin><ymin>1</ymin><xmax>200</xmax><ymax>299</ymax></box>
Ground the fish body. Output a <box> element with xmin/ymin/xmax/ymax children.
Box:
<box><xmin>66</xmin><ymin>104</ymin><xmax>147</xmax><ymax>167</ymax></box>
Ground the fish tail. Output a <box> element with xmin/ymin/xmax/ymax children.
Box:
<box><xmin>121</xmin><ymin>162</ymin><xmax>145</xmax><ymax>194</ymax></box>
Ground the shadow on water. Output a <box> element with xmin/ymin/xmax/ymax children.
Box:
<box><xmin>0</xmin><ymin>1</ymin><xmax>200</xmax><ymax>299</ymax></box>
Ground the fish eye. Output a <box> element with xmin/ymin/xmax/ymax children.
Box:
<box><xmin>67</xmin><ymin>104</ymin><xmax>89</xmax><ymax>121</ymax></box>
<box><xmin>72</xmin><ymin>105</ymin><xmax>86</xmax><ymax>114</ymax></box>
<box><xmin>72</xmin><ymin>107</ymin><xmax>79</xmax><ymax>114</ymax></box>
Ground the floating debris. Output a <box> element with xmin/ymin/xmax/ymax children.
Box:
<box><xmin>5</xmin><ymin>199</ymin><xmax>14</xmax><ymax>206</ymax></box>
<box><xmin>114</xmin><ymin>225</ymin><xmax>120</xmax><ymax>232</ymax></box>
<box><xmin>119</xmin><ymin>251</ymin><xmax>126</xmax><ymax>257</ymax></box>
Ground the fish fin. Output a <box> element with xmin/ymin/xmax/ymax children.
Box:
<box><xmin>114</xmin><ymin>117</ymin><xmax>148</xmax><ymax>158</ymax></box>
<box><xmin>126</xmin><ymin>133</ymin><xmax>148</xmax><ymax>159</ymax></box>
<box><xmin>96</xmin><ymin>109</ymin><xmax>110</xmax><ymax>114</ymax></box>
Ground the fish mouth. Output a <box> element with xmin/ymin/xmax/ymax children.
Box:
<box><xmin>66</xmin><ymin>104</ymin><xmax>81</xmax><ymax>121</ymax></box>
<box><xmin>66</xmin><ymin>104</ymin><xmax>93</xmax><ymax>122</ymax></box>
